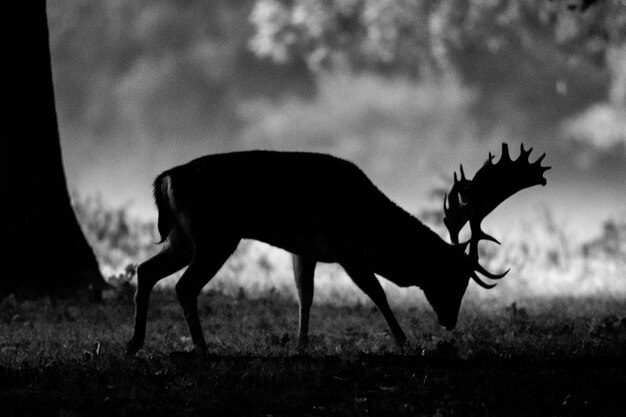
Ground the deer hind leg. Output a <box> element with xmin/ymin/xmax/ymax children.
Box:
<box><xmin>175</xmin><ymin>236</ymin><xmax>240</xmax><ymax>352</ymax></box>
<box><xmin>125</xmin><ymin>242</ymin><xmax>191</xmax><ymax>355</ymax></box>
<box><xmin>292</xmin><ymin>254</ymin><xmax>316</xmax><ymax>348</ymax></box>
<box><xmin>341</xmin><ymin>262</ymin><xmax>407</xmax><ymax>347</ymax></box>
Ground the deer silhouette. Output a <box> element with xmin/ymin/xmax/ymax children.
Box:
<box><xmin>125</xmin><ymin>143</ymin><xmax>549</xmax><ymax>354</ymax></box>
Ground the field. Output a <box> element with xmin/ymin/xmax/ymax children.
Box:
<box><xmin>1</xmin><ymin>289</ymin><xmax>625</xmax><ymax>416</ymax></box>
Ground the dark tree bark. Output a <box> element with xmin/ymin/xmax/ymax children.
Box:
<box><xmin>2</xmin><ymin>1</ymin><xmax>106</xmax><ymax>296</ymax></box>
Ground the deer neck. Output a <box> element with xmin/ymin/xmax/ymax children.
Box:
<box><xmin>369</xmin><ymin>209</ymin><xmax>459</xmax><ymax>288</ymax></box>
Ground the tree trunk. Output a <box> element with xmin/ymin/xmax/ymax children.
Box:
<box><xmin>2</xmin><ymin>1</ymin><xmax>106</xmax><ymax>296</ymax></box>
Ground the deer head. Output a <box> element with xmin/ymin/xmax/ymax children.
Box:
<box><xmin>443</xmin><ymin>143</ymin><xmax>551</xmax><ymax>289</ymax></box>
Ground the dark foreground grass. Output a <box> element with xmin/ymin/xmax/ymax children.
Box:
<box><xmin>1</xmin><ymin>289</ymin><xmax>625</xmax><ymax>416</ymax></box>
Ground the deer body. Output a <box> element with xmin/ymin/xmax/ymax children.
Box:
<box><xmin>157</xmin><ymin>151</ymin><xmax>442</xmax><ymax>261</ymax></box>
<box><xmin>125</xmin><ymin>147</ymin><xmax>548</xmax><ymax>354</ymax></box>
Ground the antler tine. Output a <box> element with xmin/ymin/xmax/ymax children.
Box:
<box><xmin>467</xmin><ymin>229</ymin><xmax>508</xmax><ymax>280</ymax></box>
<box><xmin>500</xmin><ymin>143</ymin><xmax>511</xmax><ymax>162</ymax></box>
<box><xmin>535</xmin><ymin>153</ymin><xmax>546</xmax><ymax>165</ymax></box>
<box><xmin>443</xmin><ymin>165</ymin><xmax>472</xmax><ymax>246</ymax></box>
<box><xmin>519</xmin><ymin>143</ymin><xmax>533</xmax><ymax>161</ymax></box>
<box><xmin>475</xmin><ymin>263</ymin><xmax>510</xmax><ymax>279</ymax></box>
<box><xmin>535</xmin><ymin>153</ymin><xmax>552</xmax><ymax>173</ymax></box>
<box><xmin>470</xmin><ymin>272</ymin><xmax>497</xmax><ymax>289</ymax></box>
<box><xmin>473</xmin><ymin>227</ymin><xmax>500</xmax><ymax>245</ymax></box>
<box><xmin>467</xmin><ymin>224</ymin><xmax>500</xmax><ymax>260</ymax></box>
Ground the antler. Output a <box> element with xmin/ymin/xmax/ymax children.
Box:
<box><xmin>444</xmin><ymin>143</ymin><xmax>551</xmax><ymax>289</ymax></box>
<box><xmin>443</xmin><ymin>165</ymin><xmax>471</xmax><ymax>246</ymax></box>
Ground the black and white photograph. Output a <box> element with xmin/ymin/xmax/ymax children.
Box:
<box><xmin>2</xmin><ymin>1</ymin><xmax>625</xmax><ymax>415</ymax></box>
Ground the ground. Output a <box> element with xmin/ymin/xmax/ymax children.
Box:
<box><xmin>1</xmin><ymin>289</ymin><xmax>625</xmax><ymax>416</ymax></box>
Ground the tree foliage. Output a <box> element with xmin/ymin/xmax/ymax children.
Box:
<box><xmin>250</xmin><ymin>0</ymin><xmax>626</xmax><ymax>77</ymax></box>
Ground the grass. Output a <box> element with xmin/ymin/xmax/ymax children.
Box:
<box><xmin>1</xmin><ymin>289</ymin><xmax>625</xmax><ymax>416</ymax></box>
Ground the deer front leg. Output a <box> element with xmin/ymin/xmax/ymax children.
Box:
<box><xmin>341</xmin><ymin>263</ymin><xmax>407</xmax><ymax>348</ymax></box>
<box><xmin>175</xmin><ymin>237</ymin><xmax>239</xmax><ymax>352</ymax></box>
<box><xmin>125</xmin><ymin>244</ymin><xmax>190</xmax><ymax>356</ymax></box>
<box><xmin>292</xmin><ymin>254</ymin><xmax>316</xmax><ymax>348</ymax></box>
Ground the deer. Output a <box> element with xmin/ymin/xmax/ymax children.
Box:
<box><xmin>124</xmin><ymin>143</ymin><xmax>549</xmax><ymax>355</ymax></box>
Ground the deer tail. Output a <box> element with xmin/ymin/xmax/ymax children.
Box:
<box><xmin>153</xmin><ymin>172</ymin><xmax>175</xmax><ymax>243</ymax></box>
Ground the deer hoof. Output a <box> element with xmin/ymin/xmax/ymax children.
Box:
<box><xmin>296</xmin><ymin>335</ymin><xmax>309</xmax><ymax>350</ymax></box>
<box><xmin>395</xmin><ymin>337</ymin><xmax>410</xmax><ymax>350</ymax></box>
<box><xmin>192</xmin><ymin>341</ymin><xmax>208</xmax><ymax>355</ymax></box>
<box><xmin>124</xmin><ymin>338</ymin><xmax>143</xmax><ymax>357</ymax></box>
